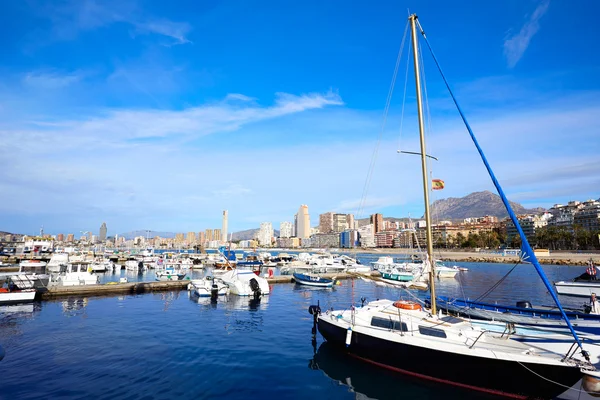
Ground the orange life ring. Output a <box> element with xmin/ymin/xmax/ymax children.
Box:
<box><xmin>0</xmin><ymin>288</ymin><xmax>9</xmax><ymax>293</ymax></box>
<box><xmin>393</xmin><ymin>300</ymin><xmax>422</xmax><ymax>310</ymax></box>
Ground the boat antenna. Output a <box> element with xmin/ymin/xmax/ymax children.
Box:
<box><xmin>415</xmin><ymin>17</ymin><xmax>590</xmax><ymax>360</ymax></box>
<box><xmin>408</xmin><ymin>13</ymin><xmax>436</xmax><ymax>315</ymax></box>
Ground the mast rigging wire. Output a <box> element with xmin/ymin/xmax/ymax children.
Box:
<box><xmin>356</xmin><ymin>21</ymin><xmax>409</xmax><ymax>220</ymax></box>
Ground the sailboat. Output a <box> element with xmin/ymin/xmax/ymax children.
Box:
<box><xmin>308</xmin><ymin>14</ymin><xmax>599</xmax><ymax>398</ymax></box>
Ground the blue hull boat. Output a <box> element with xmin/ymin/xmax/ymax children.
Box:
<box><xmin>292</xmin><ymin>272</ymin><xmax>334</xmax><ymax>288</ymax></box>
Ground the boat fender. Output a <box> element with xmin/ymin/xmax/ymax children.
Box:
<box><xmin>392</xmin><ymin>301</ymin><xmax>422</xmax><ymax>311</ymax></box>
<box><xmin>345</xmin><ymin>327</ymin><xmax>352</xmax><ymax>347</ymax></box>
<box><xmin>582</xmin><ymin>370</ymin><xmax>600</xmax><ymax>397</ymax></box>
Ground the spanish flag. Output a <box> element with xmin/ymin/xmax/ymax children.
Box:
<box><xmin>432</xmin><ymin>179</ymin><xmax>445</xmax><ymax>190</ymax></box>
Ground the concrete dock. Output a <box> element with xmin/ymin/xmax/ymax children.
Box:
<box><xmin>38</xmin><ymin>272</ymin><xmax>380</xmax><ymax>300</ymax></box>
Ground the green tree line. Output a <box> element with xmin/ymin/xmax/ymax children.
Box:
<box><xmin>435</xmin><ymin>226</ymin><xmax>600</xmax><ymax>251</ymax></box>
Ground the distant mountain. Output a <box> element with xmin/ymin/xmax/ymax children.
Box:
<box><xmin>231</xmin><ymin>229</ymin><xmax>280</xmax><ymax>242</ymax></box>
<box><xmin>119</xmin><ymin>230</ymin><xmax>176</xmax><ymax>240</ymax></box>
<box><xmin>120</xmin><ymin>229</ymin><xmax>280</xmax><ymax>242</ymax></box>
<box><xmin>430</xmin><ymin>191</ymin><xmax>545</xmax><ymax>221</ymax></box>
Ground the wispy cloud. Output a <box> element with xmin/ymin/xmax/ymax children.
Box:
<box><xmin>40</xmin><ymin>0</ymin><xmax>192</xmax><ymax>46</ymax></box>
<box><xmin>503</xmin><ymin>0</ymin><xmax>550</xmax><ymax>68</ymax></box>
<box><xmin>23</xmin><ymin>70</ymin><xmax>83</xmax><ymax>89</ymax></box>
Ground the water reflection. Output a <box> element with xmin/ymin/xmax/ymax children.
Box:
<box><xmin>62</xmin><ymin>297</ymin><xmax>88</xmax><ymax>317</ymax></box>
<box><xmin>0</xmin><ymin>303</ymin><xmax>39</xmax><ymax>315</ymax></box>
<box><xmin>310</xmin><ymin>341</ymin><xmax>496</xmax><ymax>400</ymax></box>
<box><xmin>225</xmin><ymin>294</ymin><xmax>269</xmax><ymax>311</ymax></box>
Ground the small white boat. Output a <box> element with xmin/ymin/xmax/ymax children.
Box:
<box><xmin>435</xmin><ymin>260</ymin><xmax>460</xmax><ymax>278</ymax></box>
<box><xmin>555</xmin><ymin>280</ymin><xmax>600</xmax><ymax>297</ymax></box>
<box><xmin>220</xmin><ymin>269</ymin><xmax>270</xmax><ymax>297</ymax></box>
<box><xmin>125</xmin><ymin>260</ymin><xmax>145</xmax><ymax>271</ymax></box>
<box><xmin>11</xmin><ymin>260</ymin><xmax>50</xmax><ymax>289</ymax></box>
<box><xmin>52</xmin><ymin>263</ymin><xmax>99</xmax><ymax>286</ymax></box>
<box><xmin>155</xmin><ymin>268</ymin><xmax>186</xmax><ymax>281</ymax></box>
<box><xmin>0</xmin><ymin>287</ymin><xmax>36</xmax><ymax>304</ymax></box>
<box><xmin>188</xmin><ymin>276</ymin><xmax>229</xmax><ymax>297</ymax></box>
<box><xmin>89</xmin><ymin>260</ymin><xmax>115</xmax><ymax>272</ymax></box>
<box><xmin>46</xmin><ymin>253</ymin><xmax>69</xmax><ymax>273</ymax></box>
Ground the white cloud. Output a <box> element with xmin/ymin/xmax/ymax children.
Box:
<box><xmin>503</xmin><ymin>0</ymin><xmax>550</xmax><ymax>68</ymax></box>
<box><xmin>23</xmin><ymin>71</ymin><xmax>82</xmax><ymax>89</ymax></box>
<box><xmin>1</xmin><ymin>81</ymin><xmax>598</xmax><ymax>235</ymax></box>
<box><xmin>41</xmin><ymin>0</ymin><xmax>192</xmax><ymax>45</ymax></box>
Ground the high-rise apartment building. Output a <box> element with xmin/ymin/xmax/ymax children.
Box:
<box><xmin>214</xmin><ymin>229</ymin><xmax>222</xmax><ymax>242</ymax></box>
<box><xmin>279</xmin><ymin>221</ymin><xmax>293</xmax><ymax>238</ymax></box>
<box><xmin>333</xmin><ymin>213</ymin><xmax>350</xmax><ymax>232</ymax></box>
<box><xmin>187</xmin><ymin>232</ymin><xmax>196</xmax><ymax>244</ymax></box>
<box><xmin>205</xmin><ymin>229</ymin><xmax>213</xmax><ymax>241</ymax></box>
<box><xmin>370</xmin><ymin>213</ymin><xmax>383</xmax><ymax>233</ymax></box>
<box><xmin>347</xmin><ymin>214</ymin><xmax>355</xmax><ymax>230</ymax></box>
<box><xmin>222</xmin><ymin>210</ymin><xmax>228</xmax><ymax>243</ymax></box>
<box><xmin>257</xmin><ymin>222</ymin><xmax>274</xmax><ymax>246</ymax></box>
<box><xmin>295</xmin><ymin>205</ymin><xmax>310</xmax><ymax>239</ymax></box>
<box><xmin>66</xmin><ymin>233</ymin><xmax>74</xmax><ymax>242</ymax></box>
<box><xmin>99</xmin><ymin>222</ymin><xmax>107</xmax><ymax>241</ymax></box>
<box><xmin>319</xmin><ymin>212</ymin><xmax>334</xmax><ymax>234</ymax></box>
<box><xmin>175</xmin><ymin>233</ymin><xmax>185</xmax><ymax>243</ymax></box>
<box><xmin>198</xmin><ymin>231</ymin><xmax>205</xmax><ymax>245</ymax></box>
<box><xmin>57</xmin><ymin>233</ymin><xmax>64</xmax><ymax>242</ymax></box>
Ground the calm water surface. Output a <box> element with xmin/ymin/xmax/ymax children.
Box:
<box><xmin>0</xmin><ymin>255</ymin><xmax>592</xmax><ymax>399</ymax></box>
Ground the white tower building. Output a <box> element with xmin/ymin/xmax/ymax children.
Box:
<box><xmin>257</xmin><ymin>222</ymin><xmax>274</xmax><ymax>246</ymax></box>
<box><xmin>222</xmin><ymin>210</ymin><xmax>228</xmax><ymax>243</ymax></box>
<box><xmin>296</xmin><ymin>204</ymin><xmax>310</xmax><ymax>239</ymax></box>
<box><xmin>279</xmin><ymin>221</ymin><xmax>293</xmax><ymax>238</ymax></box>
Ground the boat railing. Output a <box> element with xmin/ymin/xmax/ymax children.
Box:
<box><xmin>467</xmin><ymin>329</ymin><xmax>490</xmax><ymax>349</ymax></box>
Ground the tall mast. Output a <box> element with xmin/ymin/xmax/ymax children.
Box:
<box><xmin>409</xmin><ymin>14</ymin><xmax>436</xmax><ymax>315</ymax></box>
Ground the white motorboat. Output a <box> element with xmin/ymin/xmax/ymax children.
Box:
<box><xmin>220</xmin><ymin>269</ymin><xmax>270</xmax><ymax>297</ymax></box>
<box><xmin>125</xmin><ymin>260</ymin><xmax>145</xmax><ymax>271</ymax></box>
<box><xmin>371</xmin><ymin>256</ymin><xmax>395</xmax><ymax>270</ymax></box>
<box><xmin>11</xmin><ymin>260</ymin><xmax>50</xmax><ymax>289</ymax></box>
<box><xmin>46</xmin><ymin>253</ymin><xmax>69</xmax><ymax>273</ymax></box>
<box><xmin>51</xmin><ymin>263</ymin><xmax>99</xmax><ymax>286</ymax></box>
<box><xmin>555</xmin><ymin>280</ymin><xmax>600</xmax><ymax>297</ymax></box>
<box><xmin>89</xmin><ymin>259</ymin><xmax>115</xmax><ymax>272</ymax></box>
<box><xmin>332</xmin><ymin>255</ymin><xmax>371</xmax><ymax>274</ymax></box>
<box><xmin>0</xmin><ymin>285</ymin><xmax>36</xmax><ymax>304</ymax></box>
<box><xmin>188</xmin><ymin>276</ymin><xmax>229</xmax><ymax>297</ymax></box>
<box><xmin>155</xmin><ymin>268</ymin><xmax>186</xmax><ymax>281</ymax></box>
<box><xmin>435</xmin><ymin>260</ymin><xmax>459</xmax><ymax>278</ymax></box>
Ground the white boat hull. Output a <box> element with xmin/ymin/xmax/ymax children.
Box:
<box><xmin>220</xmin><ymin>270</ymin><xmax>270</xmax><ymax>296</ymax></box>
<box><xmin>554</xmin><ymin>281</ymin><xmax>600</xmax><ymax>297</ymax></box>
<box><xmin>0</xmin><ymin>289</ymin><xmax>36</xmax><ymax>304</ymax></box>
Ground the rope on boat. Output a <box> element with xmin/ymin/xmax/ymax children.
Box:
<box><xmin>515</xmin><ymin>360</ymin><xmax>588</xmax><ymax>394</ymax></box>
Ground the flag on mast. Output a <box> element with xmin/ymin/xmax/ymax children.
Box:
<box><xmin>432</xmin><ymin>179</ymin><xmax>445</xmax><ymax>190</ymax></box>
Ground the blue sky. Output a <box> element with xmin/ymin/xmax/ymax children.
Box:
<box><xmin>1</xmin><ymin>0</ymin><xmax>599</xmax><ymax>236</ymax></box>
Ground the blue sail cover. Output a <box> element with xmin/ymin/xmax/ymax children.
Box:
<box><xmin>218</xmin><ymin>246</ymin><xmax>236</xmax><ymax>261</ymax></box>
<box><xmin>416</xmin><ymin>19</ymin><xmax>588</xmax><ymax>358</ymax></box>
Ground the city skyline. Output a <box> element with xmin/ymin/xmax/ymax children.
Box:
<box><xmin>1</xmin><ymin>1</ymin><xmax>599</xmax><ymax>235</ymax></box>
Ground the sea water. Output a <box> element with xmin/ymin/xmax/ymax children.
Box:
<box><xmin>0</xmin><ymin>258</ymin><xmax>592</xmax><ymax>399</ymax></box>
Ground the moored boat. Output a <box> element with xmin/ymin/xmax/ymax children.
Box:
<box><xmin>308</xmin><ymin>13</ymin><xmax>599</xmax><ymax>398</ymax></box>
<box><xmin>0</xmin><ymin>276</ymin><xmax>37</xmax><ymax>304</ymax></box>
<box><xmin>220</xmin><ymin>269</ymin><xmax>269</xmax><ymax>297</ymax></box>
<box><xmin>292</xmin><ymin>272</ymin><xmax>335</xmax><ymax>288</ymax></box>
<box><xmin>188</xmin><ymin>276</ymin><xmax>229</xmax><ymax>297</ymax></box>
<box><xmin>155</xmin><ymin>268</ymin><xmax>186</xmax><ymax>281</ymax></box>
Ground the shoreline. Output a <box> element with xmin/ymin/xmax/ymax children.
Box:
<box><xmin>340</xmin><ymin>248</ymin><xmax>599</xmax><ymax>266</ymax></box>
